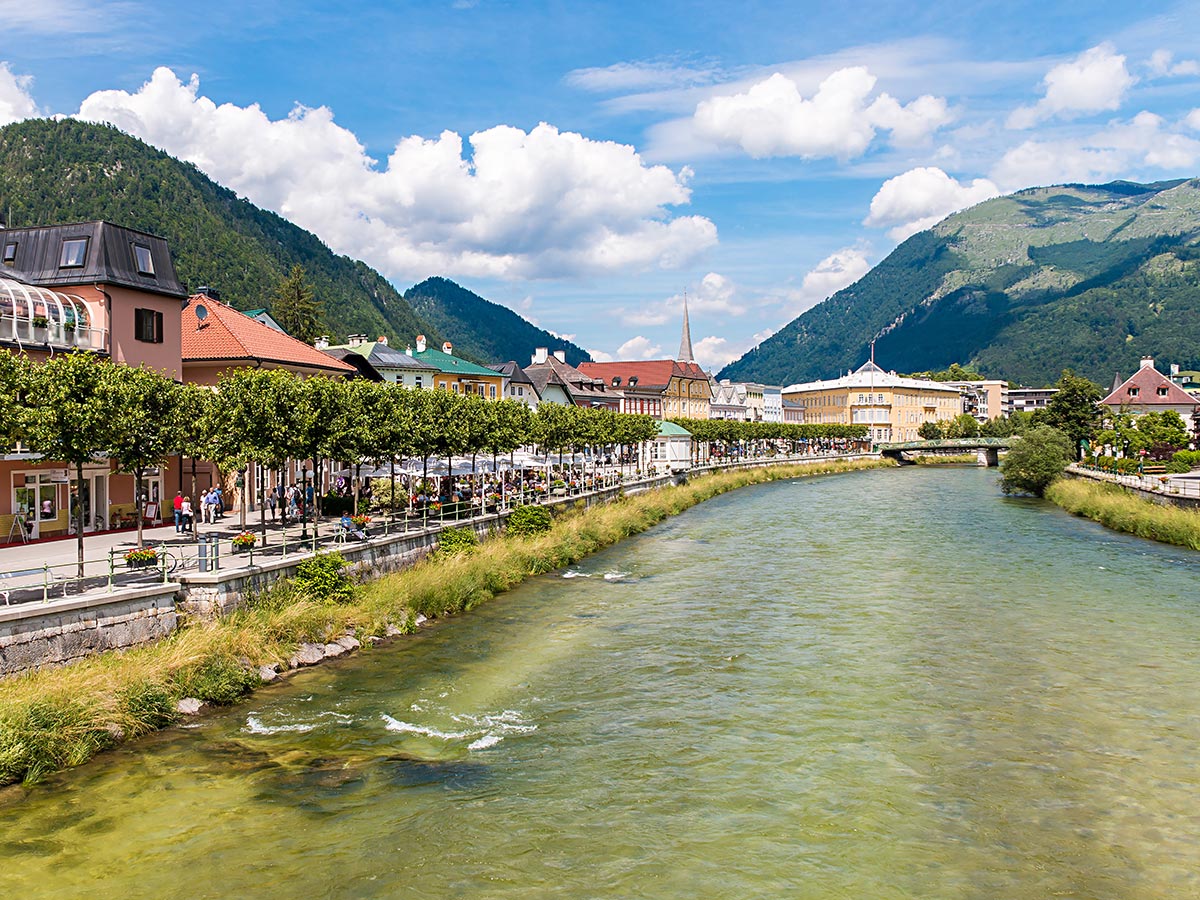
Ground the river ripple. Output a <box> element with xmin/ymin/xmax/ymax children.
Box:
<box><xmin>3</xmin><ymin>467</ymin><xmax>1200</xmax><ymax>899</ymax></box>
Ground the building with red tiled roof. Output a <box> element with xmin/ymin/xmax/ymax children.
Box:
<box><xmin>1100</xmin><ymin>357</ymin><xmax>1200</xmax><ymax>422</ymax></box>
<box><xmin>181</xmin><ymin>292</ymin><xmax>356</xmax><ymax>384</ymax></box>
<box><xmin>578</xmin><ymin>359</ymin><xmax>711</xmax><ymax>419</ymax></box>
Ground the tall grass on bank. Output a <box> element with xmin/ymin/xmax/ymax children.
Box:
<box><xmin>0</xmin><ymin>458</ymin><xmax>888</xmax><ymax>790</ymax></box>
<box><xmin>1046</xmin><ymin>477</ymin><xmax>1200</xmax><ymax>550</ymax></box>
<box><xmin>911</xmin><ymin>454</ymin><xmax>978</xmax><ymax>466</ymax></box>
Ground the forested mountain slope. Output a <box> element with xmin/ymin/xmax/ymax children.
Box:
<box><xmin>719</xmin><ymin>179</ymin><xmax>1200</xmax><ymax>386</ymax></box>
<box><xmin>0</xmin><ymin>118</ymin><xmax>434</xmax><ymax>345</ymax></box>
<box><xmin>406</xmin><ymin>277</ymin><xmax>592</xmax><ymax>366</ymax></box>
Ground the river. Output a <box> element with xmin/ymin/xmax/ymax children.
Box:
<box><xmin>4</xmin><ymin>467</ymin><xmax>1200</xmax><ymax>899</ymax></box>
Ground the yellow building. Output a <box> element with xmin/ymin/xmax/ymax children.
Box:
<box><xmin>411</xmin><ymin>336</ymin><xmax>505</xmax><ymax>400</ymax></box>
<box><xmin>782</xmin><ymin>360</ymin><xmax>962</xmax><ymax>443</ymax></box>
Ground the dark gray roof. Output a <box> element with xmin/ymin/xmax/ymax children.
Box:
<box><xmin>492</xmin><ymin>360</ymin><xmax>535</xmax><ymax>385</ymax></box>
<box><xmin>369</xmin><ymin>343</ymin><xmax>439</xmax><ymax>371</ymax></box>
<box><xmin>321</xmin><ymin>348</ymin><xmax>385</xmax><ymax>381</ymax></box>
<box><xmin>0</xmin><ymin>221</ymin><xmax>187</xmax><ymax>298</ymax></box>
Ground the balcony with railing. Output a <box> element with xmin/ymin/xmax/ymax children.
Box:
<box><xmin>0</xmin><ymin>277</ymin><xmax>107</xmax><ymax>352</ymax></box>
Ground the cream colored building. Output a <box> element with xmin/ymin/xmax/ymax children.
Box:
<box><xmin>782</xmin><ymin>360</ymin><xmax>962</xmax><ymax>443</ymax></box>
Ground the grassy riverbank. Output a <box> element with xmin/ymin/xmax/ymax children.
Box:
<box><xmin>0</xmin><ymin>458</ymin><xmax>889</xmax><ymax>790</ymax></box>
<box><xmin>1047</xmin><ymin>477</ymin><xmax>1200</xmax><ymax>550</ymax></box>
<box><xmin>911</xmin><ymin>453</ymin><xmax>978</xmax><ymax>465</ymax></box>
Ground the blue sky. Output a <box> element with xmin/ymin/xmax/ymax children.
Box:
<box><xmin>3</xmin><ymin>0</ymin><xmax>1200</xmax><ymax>371</ymax></box>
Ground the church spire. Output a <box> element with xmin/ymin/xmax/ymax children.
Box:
<box><xmin>677</xmin><ymin>290</ymin><xmax>695</xmax><ymax>363</ymax></box>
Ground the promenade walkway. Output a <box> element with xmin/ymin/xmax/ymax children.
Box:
<box><xmin>0</xmin><ymin>452</ymin><xmax>867</xmax><ymax>607</ymax></box>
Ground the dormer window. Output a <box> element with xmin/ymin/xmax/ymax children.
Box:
<box><xmin>132</xmin><ymin>244</ymin><xmax>155</xmax><ymax>277</ymax></box>
<box><xmin>1157</xmin><ymin>386</ymin><xmax>1169</xmax><ymax>397</ymax></box>
<box><xmin>2</xmin><ymin>242</ymin><xmax>16</xmax><ymax>265</ymax></box>
<box><xmin>60</xmin><ymin>238</ymin><xmax>89</xmax><ymax>268</ymax></box>
<box><xmin>1129</xmin><ymin>387</ymin><xmax>1139</xmax><ymax>397</ymax></box>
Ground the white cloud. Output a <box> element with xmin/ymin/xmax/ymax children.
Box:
<box><xmin>991</xmin><ymin>110</ymin><xmax>1200</xmax><ymax>191</ymax></box>
<box><xmin>1186</xmin><ymin>109</ymin><xmax>1200</xmax><ymax>131</ymax></box>
<box><xmin>616</xmin><ymin>336</ymin><xmax>662</xmax><ymax>360</ymax></box>
<box><xmin>1147</xmin><ymin>49</ymin><xmax>1200</xmax><ymax>78</ymax></box>
<box><xmin>0</xmin><ymin>62</ymin><xmax>39</xmax><ymax>126</ymax></box>
<box><xmin>691</xmin><ymin>68</ymin><xmax>952</xmax><ymax>160</ymax></box>
<box><xmin>72</xmin><ymin>67</ymin><xmax>717</xmax><ymax>281</ymax></box>
<box><xmin>586</xmin><ymin>347</ymin><xmax>615</xmax><ymax>363</ymax></box>
<box><xmin>619</xmin><ymin>307</ymin><xmax>671</xmax><ymax>327</ymax></box>
<box><xmin>865</xmin><ymin>167</ymin><xmax>1001</xmax><ymax>240</ymax></box>
<box><xmin>797</xmin><ymin>247</ymin><xmax>872</xmax><ymax>308</ymax></box>
<box><xmin>567</xmin><ymin>60</ymin><xmax>720</xmax><ymax>93</ymax></box>
<box><xmin>692</xmin><ymin>335</ymin><xmax>740</xmax><ymax>371</ymax></box>
<box><xmin>1008</xmin><ymin>44</ymin><xmax>1135</xmax><ymax>129</ymax></box>
<box><xmin>0</xmin><ymin>0</ymin><xmax>119</xmax><ymax>34</ymax></box>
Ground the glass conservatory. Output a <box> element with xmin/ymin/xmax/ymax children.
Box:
<box><xmin>0</xmin><ymin>277</ymin><xmax>105</xmax><ymax>350</ymax></box>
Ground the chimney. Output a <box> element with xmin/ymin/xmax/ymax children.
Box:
<box><xmin>196</xmin><ymin>285</ymin><xmax>221</xmax><ymax>302</ymax></box>
<box><xmin>315</xmin><ymin>336</ymin><xmax>330</xmax><ymax>350</ymax></box>
<box><xmin>442</xmin><ymin>341</ymin><xmax>453</xmax><ymax>355</ymax></box>
<box><xmin>348</xmin><ymin>334</ymin><xmax>365</xmax><ymax>347</ymax></box>
<box><xmin>533</xmin><ymin>347</ymin><xmax>548</xmax><ymax>365</ymax></box>
<box><xmin>553</xmin><ymin>350</ymin><xmax>565</xmax><ymax>363</ymax></box>
<box><xmin>416</xmin><ymin>335</ymin><xmax>427</xmax><ymax>353</ymax></box>
<box><xmin>1140</xmin><ymin>356</ymin><xmax>1155</xmax><ymax>369</ymax></box>
<box><xmin>378</xmin><ymin>335</ymin><xmax>388</xmax><ymax>346</ymax></box>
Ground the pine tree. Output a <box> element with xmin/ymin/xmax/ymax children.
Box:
<box><xmin>271</xmin><ymin>264</ymin><xmax>324</xmax><ymax>343</ymax></box>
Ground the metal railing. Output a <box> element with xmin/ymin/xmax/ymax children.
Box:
<box><xmin>0</xmin><ymin>453</ymin><xmax>869</xmax><ymax>606</ymax></box>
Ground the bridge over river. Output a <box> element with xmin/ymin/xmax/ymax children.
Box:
<box><xmin>877</xmin><ymin>437</ymin><xmax>1014</xmax><ymax>467</ymax></box>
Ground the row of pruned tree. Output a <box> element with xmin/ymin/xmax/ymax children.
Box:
<box><xmin>671</xmin><ymin>417</ymin><xmax>869</xmax><ymax>463</ymax></box>
<box><xmin>0</xmin><ymin>353</ymin><xmax>663</xmax><ymax>574</ymax></box>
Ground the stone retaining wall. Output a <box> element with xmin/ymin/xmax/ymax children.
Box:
<box><xmin>0</xmin><ymin>584</ymin><xmax>180</xmax><ymax>676</ymax></box>
<box><xmin>1067</xmin><ymin>467</ymin><xmax>1200</xmax><ymax>510</ymax></box>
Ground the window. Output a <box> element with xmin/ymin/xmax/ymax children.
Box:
<box><xmin>134</xmin><ymin>308</ymin><xmax>163</xmax><ymax>343</ymax></box>
<box><xmin>1157</xmin><ymin>386</ymin><xmax>1169</xmax><ymax>397</ymax></box>
<box><xmin>438</xmin><ymin>380</ymin><xmax>447</xmax><ymax>391</ymax></box>
<box><xmin>2</xmin><ymin>242</ymin><xmax>15</xmax><ymax>265</ymax></box>
<box><xmin>132</xmin><ymin>244</ymin><xmax>155</xmax><ymax>276</ymax></box>
<box><xmin>490</xmin><ymin>385</ymin><xmax>497</xmax><ymax>399</ymax></box>
<box><xmin>1129</xmin><ymin>387</ymin><xmax>1139</xmax><ymax>397</ymax></box>
<box><xmin>414</xmin><ymin>375</ymin><xmax>423</xmax><ymax>389</ymax></box>
<box><xmin>60</xmin><ymin>238</ymin><xmax>89</xmax><ymax>268</ymax></box>
<box><xmin>452</xmin><ymin>382</ymin><xmax>459</xmax><ymax>393</ymax></box>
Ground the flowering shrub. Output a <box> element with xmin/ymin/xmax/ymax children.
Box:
<box><xmin>350</xmin><ymin>514</ymin><xmax>371</xmax><ymax>527</ymax></box>
<box><xmin>124</xmin><ymin>546</ymin><xmax>158</xmax><ymax>564</ymax></box>
<box><xmin>232</xmin><ymin>531</ymin><xmax>257</xmax><ymax>548</ymax></box>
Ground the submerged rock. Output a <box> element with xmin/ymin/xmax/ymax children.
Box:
<box><xmin>177</xmin><ymin>697</ymin><xmax>205</xmax><ymax>716</ymax></box>
<box><xmin>322</xmin><ymin>642</ymin><xmax>348</xmax><ymax>659</ymax></box>
<box><xmin>334</xmin><ymin>635</ymin><xmax>361</xmax><ymax>652</ymax></box>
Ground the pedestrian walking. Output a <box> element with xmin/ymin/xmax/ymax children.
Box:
<box><xmin>181</xmin><ymin>497</ymin><xmax>194</xmax><ymax>533</ymax></box>
<box><xmin>267</xmin><ymin>488</ymin><xmax>277</xmax><ymax>522</ymax></box>
<box><xmin>173</xmin><ymin>491</ymin><xmax>184</xmax><ymax>533</ymax></box>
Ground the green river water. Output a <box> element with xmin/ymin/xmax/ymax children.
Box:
<box><xmin>4</xmin><ymin>467</ymin><xmax>1200</xmax><ymax>899</ymax></box>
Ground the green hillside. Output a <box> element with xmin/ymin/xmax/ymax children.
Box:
<box><xmin>719</xmin><ymin>179</ymin><xmax>1200</xmax><ymax>386</ymax></box>
<box><xmin>406</xmin><ymin>276</ymin><xmax>592</xmax><ymax>366</ymax></box>
<box><xmin>0</xmin><ymin>118</ymin><xmax>435</xmax><ymax>345</ymax></box>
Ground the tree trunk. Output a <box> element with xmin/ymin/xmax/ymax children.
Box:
<box><xmin>75</xmin><ymin>460</ymin><xmax>86</xmax><ymax>580</ymax></box>
<box><xmin>239</xmin><ymin>466</ymin><xmax>247</xmax><ymax>530</ymax></box>
<box><xmin>134</xmin><ymin>464</ymin><xmax>145</xmax><ymax>548</ymax></box>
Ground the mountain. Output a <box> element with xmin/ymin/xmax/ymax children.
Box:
<box><xmin>718</xmin><ymin>179</ymin><xmax>1200</xmax><ymax>387</ymax></box>
<box><xmin>405</xmin><ymin>276</ymin><xmax>592</xmax><ymax>366</ymax></box>
<box><xmin>0</xmin><ymin>118</ymin><xmax>435</xmax><ymax>345</ymax></box>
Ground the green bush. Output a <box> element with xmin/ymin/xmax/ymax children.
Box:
<box><xmin>295</xmin><ymin>551</ymin><xmax>356</xmax><ymax>603</ymax></box>
<box><xmin>321</xmin><ymin>492</ymin><xmax>355</xmax><ymax>517</ymax></box>
<box><xmin>999</xmin><ymin>426</ymin><xmax>1073</xmax><ymax>496</ymax></box>
<box><xmin>119</xmin><ymin>681</ymin><xmax>178</xmax><ymax>731</ymax></box>
<box><xmin>174</xmin><ymin>656</ymin><xmax>259</xmax><ymax>705</ymax></box>
<box><xmin>1167</xmin><ymin>449</ymin><xmax>1200</xmax><ymax>473</ymax></box>
<box><xmin>0</xmin><ymin>699</ymin><xmax>114</xmax><ymax>784</ymax></box>
<box><xmin>436</xmin><ymin>527</ymin><xmax>479</xmax><ymax>557</ymax></box>
<box><xmin>507</xmin><ymin>504</ymin><xmax>553</xmax><ymax>537</ymax></box>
